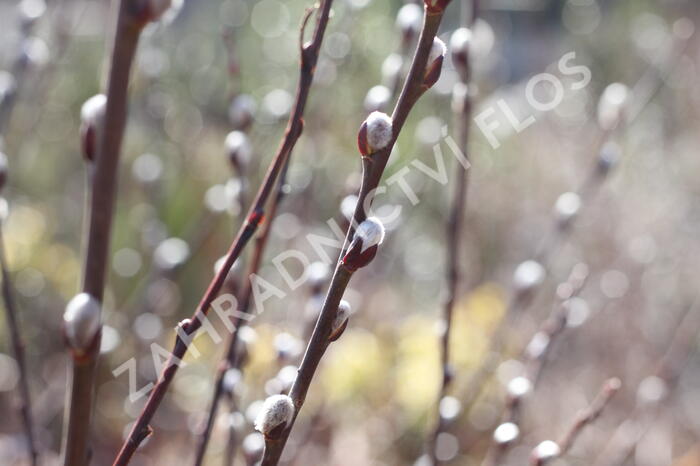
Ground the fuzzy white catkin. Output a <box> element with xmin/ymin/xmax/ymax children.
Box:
<box><xmin>81</xmin><ymin>94</ymin><xmax>107</xmax><ymax>128</ymax></box>
<box><xmin>507</xmin><ymin>376</ymin><xmax>532</xmax><ymax>399</ymax></box>
<box><xmin>554</xmin><ymin>191</ymin><xmax>581</xmax><ymax>222</ymax></box>
<box><xmin>364</xmin><ymin>85</ymin><xmax>391</xmax><ymax>112</ymax></box>
<box><xmin>332</xmin><ymin>300</ymin><xmax>352</xmax><ymax>332</ymax></box>
<box><xmin>513</xmin><ymin>260</ymin><xmax>545</xmax><ymax>292</ymax></box>
<box><xmin>381</xmin><ymin>54</ymin><xmax>403</xmax><ymax>85</ymax></box>
<box><xmin>364</xmin><ymin>112</ymin><xmax>393</xmax><ymax>151</ymax></box>
<box><xmin>355</xmin><ymin>217</ymin><xmax>386</xmax><ymax>251</ymax></box>
<box><xmin>428</xmin><ymin>37</ymin><xmax>447</xmax><ymax>64</ymax></box>
<box><xmin>532</xmin><ymin>440</ymin><xmax>561</xmax><ymax>461</ymax></box>
<box><xmin>63</xmin><ymin>293</ymin><xmax>102</xmax><ymax>351</ymax></box>
<box><xmin>597</xmin><ymin>82</ymin><xmax>629</xmax><ymax>130</ymax></box>
<box><xmin>493</xmin><ymin>422</ymin><xmax>520</xmax><ymax>444</ymax></box>
<box><xmin>450</xmin><ymin>28</ymin><xmax>471</xmax><ymax>55</ymax></box>
<box><xmin>225</xmin><ymin>131</ymin><xmax>252</xmax><ymax>165</ymax></box>
<box><xmin>396</xmin><ymin>3</ymin><xmax>423</xmax><ymax>35</ymax></box>
<box><xmin>254</xmin><ymin>394</ymin><xmax>294</xmax><ymax>436</ymax></box>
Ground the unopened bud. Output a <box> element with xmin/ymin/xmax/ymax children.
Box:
<box><xmin>18</xmin><ymin>0</ymin><xmax>46</xmax><ymax>29</ymax></box>
<box><xmin>493</xmin><ymin>422</ymin><xmax>520</xmax><ymax>445</ymax></box>
<box><xmin>381</xmin><ymin>53</ymin><xmax>403</xmax><ymax>88</ymax></box>
<box><xmin>364</xmin><ymin>85</ymin><xmax>391</xmax><ymax>113</ymax></box>
<box><xmin>80</xmin><ymin>94</ymin><xmax>107</xmax><ymax>163</ymax></box>
<box><xmin>307</xmin><ymin>261</ymin><xmax>330</xmax><ymax>294</ymax></box>
<box><xmin>228</xmin><ymin>94</ymin><xmax>257</xmax><ymax>130</ymax></box>
<box><xmin>450</xmin><ymin>28</ymin><xmax>471</xmax><ymax>79</ymax></box>
<box><xmin>329</xmin><ymin>300</ymin><xmax>351</xmax><ymax>342</ymax></box>
<box><xmin>242</xmin><ymin>432</ymin><xmax>265</xmax><ymax>463</ymax></box>
<box><xmin>424</xmin><ymin>0</ymin><xmax>452</xmax><ymax>15</ymax></box>
<box><xmin>396</xmin><ymin>4</ymin><xmax>423</xmax><ymax>44</ymax></box>
<box><xmin>507</xmin><ymin>376</ymin><xmax>532</xmax><ymax>400</ymax></box>
<box><xmin>554</xmin><ymin>191</ymin><xmax>581</xmax><ymax>227</ymax></box>
<box><xmin>63</xmin><ymin>293</ymin><xmax>101</xmax><ymax>354</ymax></box>
<box><xmin>423</xmin><ymin>37</ymin><xmax>446</xmax><ymax>89</ymax></box>
<box><xmin>342</xmin><ymin>217</ymin><xmax>385</xmax><ymax>272</ymax></box>
<box><xmin>225</xmin><ymin>130</ymin><xmax>252</xmax><ymax>172</ymax></box>
<box><xmin>358</xmin><ymin>112</ymin><xmax>393</xmax><ymax>156</ymax></box>
<box><xmin>254</xmin><ymin>394</ymin><xmax>295</xmax><ymax>439</ymax></box>
<box><xmin>597</xmin><ymin>83</ymin><xmax>629</xmax><ymax>131</ymax></box>
<box><xmin>513</xmin><ymin>260</ymin><xmax>545</xmax><ymax>294</ymax></box>
<box><xmin>531</xmin><ymin>440</ymin><xmax>561</xmax><ymax>464</ymax></box>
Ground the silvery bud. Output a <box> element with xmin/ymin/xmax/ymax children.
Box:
<box><xmin>450</xmin><ymin>28</ymin><xmax>471</xmax><ymax>79</ymax></box>
<box><xmin>423</xmin><ymin>37</ymin><xmax>446</xmax><ymax>90</ymax></box>
<box><xmin>358</xmin><ymin>112</ymin><xmax>393</xmax><ymax>156</ymax></box>
<box><xmin>254</xmin><ymin>394</ymin><xmax>295</xmax><ymax>440</ymax></box>
<box><xmin>597</xmin><ymin>83</ymin><xmax>630</xmax><ymax>131</ymax></box>
<box><xmin>0</xmin><ymin>152</ymin><xmax>8</xmax><ymax>192</ymax></box>
<box><xmin>228</xmin><ymin>94</ymin><xmax>257</xmax><ymax>130</ymax></box>
<box><xmin>328</xmin><ymin>300</ymin><xmax>351</xmax><ymax>342</ymax></box>
<box><xmin>341</xmin><ymin>217</ymin><xmax>385</xmax><ymax>272</ymax></box>
<box><xmin>63</xmin><ymin>293</ymin><xmax>102</xmax><ymax>355</ymax></box>
<box><xmin>531</xmin><ymin>440</ymin><xmax>561</xmax><ymax>464</ymax></box>
<box><xmin>513</xmin><ymin>260</ymin><xmax>545</xmax><ymax>295</ymax></box>
<box><xmin>225</xmin><ymin>130</ymin><xmax>252</xmax><ymax>172</ymax></box>
<box><xmin>80</xmin><ymin>94</ymin><xmax>107</xmax><ymax>163</ymax></box>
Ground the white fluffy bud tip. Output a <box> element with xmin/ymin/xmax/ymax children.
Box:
<box><xmin>225</xmin><ymin>131</ymin><xmax>252</xmax><ymax>168</ymax></box>
<box><xmin>358</xmin><ymin>111</ymin><xmax>393</xmax><ymax>155</ymax></box>
<box><xmin>254</xmin><ymin>394</ymin><xmax>295</xmax><ymax>439</ymax></box>
<box><xmin>356</xmin><ymin>217</ymin><xmax>385</xmax><ymax>252</ymax></box>
<box><xmin>63</xmin><ymin>293</ymin><xmax>101</xmax><ymax>352</ymax></box>
<box><xmin>493</xmin><ymin>422</ymin><xmax>520</xmax><ymax>445</ymax></box>
<box><xmin>364</xmin><ymin>85</ymin><xmax>391</xmax><ymax>112</ymax></box>
<box><xmin>329</xmin><ymin>300</ymin><xmax>352</xmax><ymax>342</ymax></box>
<box><xmin>554</xmin><ymin>191</ymin><xmax>581</xmax><ymax>223</ymax></box>
<box><xmin>597</xmin><ymin>82</ymin><xmax>630</xmax><ymax>131</ymax></box>
<box><xmin>513</xmin><ymin>260</ymin><xmax>545</xmax><ymax>293</ymax></box>
<box><xmin>429</xmin><ymin>37</ymin><xmax>447</xmax><ymax>64</ymax></box>
<box><xmin>507</xmin><ymin>376</ymin><xmax>532</xmax><ymax>399</ymax></box>
<box><xmin>396</xmin><ymin>4</ymin><xmax>423</xmax><ymax>36</ymax></box>
<box><xmin>450</xmin><ymin>28</ymin><xmax>471</xmax><ymax>56</ymax></box>
<box><xmin>144</xmin><ymin>0</ymin><xmax>172</xmax><ymax>22</ymax></box>
<box><xmin>81</xmin><ymin>94</ymin><xmax>107</xmax><ymax>128</ymax></box>
<box><xmin>532</xmin><ymin>440</ymin><xmax>561</xmax><ymax>462</ymax></box>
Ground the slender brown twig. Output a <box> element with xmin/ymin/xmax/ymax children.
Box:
<box><xmin>259</xmin><ymin>3</ymin><xmax>452</xmax><ymax>464</ymax></box>
<box><xmin>426</xmin><ymin>1</ymin><xmax>477</xmax><ymax>464</ymax></box>
<box><xmin>530</xmin><ymin>378</ymin><xmax>620</xmax><ymax>466</ymax></box>
<box><xmin>193</xmin><ymin>159</ymin><xmax>292</xmax><ymax>466</ymax></box>
<box><xmin>112</xmin><ymin>2</ymin><xmax>334</xmax><ymax>464</ymax></box>
<box><xmin>62</xmin><ymin>2</ymin><xmax>148</xmax><ymax>465</ymax></box>
<box><xmin>0</xmin><ymin>221</ymin><xmax>38</xmax><ymax>465</ymax></box>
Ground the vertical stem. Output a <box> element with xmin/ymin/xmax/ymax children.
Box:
<box><xmin>62</xmin><ymin>2</ymin><xmax>143</xmax><ymax>465</ymax></box>
<box><xmin>260</xmin><ymin>7</ymin><xmax>447</xmax><ymax>465</ymax></box>
<box><xmin>427</xmin><ymin>1</ymin><xmax>476</xmax><ymax>463</ymax></box>
<box><xmin>0</xmin><ymin>226</ymin><xmax>37</xmax><ymax>465</ymax></box>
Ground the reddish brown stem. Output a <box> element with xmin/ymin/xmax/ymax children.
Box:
<box><xmin>62</xmin><ymin>3</ymin><xmax>143</xmax><ymax>466</ymax></box>
<box><xmin>260</xmin><ymin>6</ymin><xmax>449</xmax><ymax>465</ymax></box>
<box><xmin>112</xmin><ymin>2</ymin><xmax>333</xmax><ymax>465</ymax></box>
<box><xmin>0</xmin><ymin>226</ymin><xmax>37</xmax><ymax>465</ymax></box>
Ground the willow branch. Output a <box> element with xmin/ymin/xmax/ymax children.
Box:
<box><xmin>112</xmin><ymin>2</ymin><xmax>333</xmax><ymax>464</ymax></box>
<box><xmin>62</xmin><ymin>3</ymin><xmax>143</xmax><ymax>466</ymax></box>
<box><xmin>0</xmin><ymin>225</ymin><xmax>37</xmax><ymax>465</ymax></box>
<box><xmin>259</xmin><ymin>6</ymin><xmax>449</xmax><ymax>465</ymax></box>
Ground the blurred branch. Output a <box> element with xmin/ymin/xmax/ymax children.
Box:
<box><xmin>427</xmin><ymin>1</ymin><xmax>477</xmax><ymax>464</ymax></box>
<box><xmin>62</xmin><ymin>2</ymin><xmax>145</xmax><ymax>465</ymax></box>
<box><xmin>0</xmin><ymin>221</ymin><xmax>37</xmax><ymax>465</ymax></box>
<box><xmin>112</xmin><ymin>2</ymin><xmax>334</xmax><ymax>464</ymax></box>
<box><xmin>260</xmin><ymin>3</ymin><xmax>451</xmax><ymax>465</ymax></box>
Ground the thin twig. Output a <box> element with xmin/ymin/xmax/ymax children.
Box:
<box><xmin>259</xmin><ymin>4</ymin><xmax>451</xmax><ymax>465</ymax></box>
<box><xmin>427</xmin><ymin>1</ymin><xmax>477</xmax><ymax>464</ymax></box>
<box><xmin>193</xmin><ymin>160</ymin><xmax>292</xmax><ymax>466</ymax></box>
<box><xmin>0</xmin><ymin>225</ymin><xmax>38</xmax><ymax>465</ymax></box>
<box><xmin>530</xmin><ymin>378</ymin><xmax>620</xmax><ymax>466</ymax></box>
<box><xmin>112</xmin><ymin>2</ymin><xmax>334</xmax><ymax>464</ymax></box>
<box><xmin>62</xmin><ymin>2</ymin><xmax>144</xmax><ymax>465</ymax></box>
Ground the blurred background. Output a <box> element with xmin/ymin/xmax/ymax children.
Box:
<box><xmin>0</xmin><ymin>0</ymin><xmax>699</xmax><ymax>464</ymax></box>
